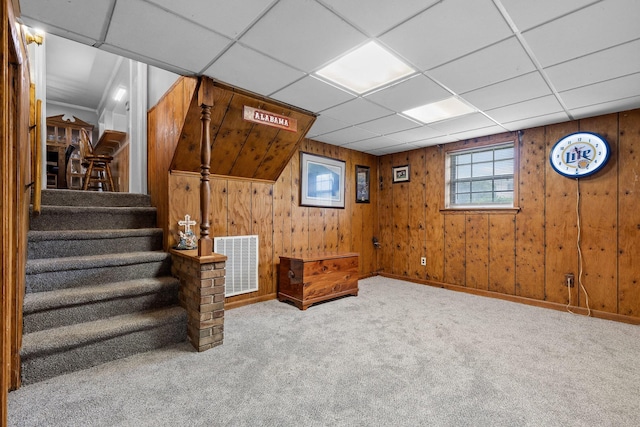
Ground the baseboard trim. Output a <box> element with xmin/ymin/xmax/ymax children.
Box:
<box><xmin>224</xmin><ymin>272</ymin><xmax>377</xmax><ymax>310</ymax></box>
<box><xmin>225</xmin><ymin>293</ymin><xmax>277</xmax><ymax>310</ymax></box>
<box><xmin>378</xmin><ymin>272</ymin><xmax>640</xmax><ymax>326</ymax></box>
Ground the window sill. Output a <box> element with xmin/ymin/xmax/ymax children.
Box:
<box><xmin>440</xmin><ymin>207</ymin><xmax>521</xmax><ymax>215</ymax></box>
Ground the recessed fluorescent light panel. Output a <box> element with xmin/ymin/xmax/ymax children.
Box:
<box><xmin>316</xmin><ymin>41</ymin><xmax>414</xmax><ymax>94</ymax></box>
<box><xmin>403</xmin><ymin>97</ymin><xmax>475</xmax><ymax>124</ymax></box>
<box><xmin>114</xmin><ymin>87</ymin><xmax>126</xmax><ymax>102</ymax></box>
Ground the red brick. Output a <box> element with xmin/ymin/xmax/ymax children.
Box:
<box><xmin>199</xmin><ymin>312</ymin><xmax>213</xmax><ymax>321</ymax></box>
<box><xmin>200</xmin><ymin>269</ymin><xmax>225</xmax><ymax>279</ymax></box>
<box><xmin>200</xmin><ymin>317</ymin><xmax>224</xmax><ymax>328</ymax></box>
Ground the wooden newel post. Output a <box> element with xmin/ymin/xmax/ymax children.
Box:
<box><xmin>198</xmin><ymin>78</ymin><xmax>214</xmax><ymax>256</ymax></box>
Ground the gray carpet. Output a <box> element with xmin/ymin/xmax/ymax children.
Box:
<box><xmin>9</xmin><ymin>276</ymin><xmax>640</xmax><ymax>426</ymax></box>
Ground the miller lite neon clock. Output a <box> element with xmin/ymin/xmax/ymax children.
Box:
<box><xmin>550</xmin><ymin>132</ymin><xmax>610</xmax><ymax>178</ymax></box>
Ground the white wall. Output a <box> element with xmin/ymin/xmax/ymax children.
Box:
<box><xmin>148</xmin><ymin>66</ymin><xmax>180</xmax><ymax>109</ymax></box>
<box><xmin>31</xmin><ymin>35</ymin><xmax>182</xmax><ymax>195</ymax></box>
<box><xmin>28</xmin><ymin>38</ymin><xmax>47</xmax><ymax>188</ymax></box>
<box><xmin>129</xmin><ymin>62</ymin><xmax>148</xmax><ymax>194</ymax></box>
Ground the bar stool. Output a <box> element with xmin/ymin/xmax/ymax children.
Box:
<box><xmin>79</xmin><ymin>129</ymin><xmax>115</xmax><ymax>191</ymax></box>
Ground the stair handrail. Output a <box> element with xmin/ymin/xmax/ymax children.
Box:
<box><xmin>32</xmin><ymin>98</ymin><xmax>42</xmax><ymax>214</ymax></box>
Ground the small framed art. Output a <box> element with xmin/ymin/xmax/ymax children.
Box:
<box><xmin>300</xmin><ymin>152</ymin><xmax>346</xmax><ymax>208</ymax></box>
<box><xmin>355</xmin><ymin>165</ymin><xmax>370</xmax><ymax>203</ymax></box>
<box><xmin>392</xmin><ymin>165</ymin><xmax>410</xmax><ymax>183</ymax></box>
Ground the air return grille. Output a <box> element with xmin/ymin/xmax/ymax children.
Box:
<box><xmin>214</xmin><ymin>235</ymin><xmax>259</xmax><ymax>297</ymax></box>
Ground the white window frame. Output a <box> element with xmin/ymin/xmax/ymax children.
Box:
<box><xmin>445</xmin><ymin>142</ymin><xmax>515</xmax><ymax>209</ymax></box>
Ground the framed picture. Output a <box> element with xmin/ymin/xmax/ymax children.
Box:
<box><xmin>300</xmin><ymin>152</ymin><xmax>346</xmax><ymax>208</ymax></box>
<box><xmin>355</xmin><ymin>165</ymin><xmax>370</xmax><ymax>203</ymax></box>
<box><xmin>392</xmin><ymin>165</ymin><xmax>410</xmax><ymax>183</ymax></box>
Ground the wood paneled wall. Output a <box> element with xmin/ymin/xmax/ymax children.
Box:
<box><xmin>111</xmin><ymin>142</ymin><xmax>129</xmax><ymax>192</ymax></box>
<box><xmin>378</xmin><ymin>109</ymin><xmax>640</xmax><ymax>323</ymax></box>
<box><xmin>168</xmin><ymin>139</ymin><xmax>378</xmax><ymax>308</ymax></box>
<box><xmin>147</xmin><ymin>76</ymin><xmax>197</xmax><ymax>241</ymax></box>
<box><xmin>1</xmin><ymin>1</ymin><xmax>31</xmax><ymax>423</ymax></box>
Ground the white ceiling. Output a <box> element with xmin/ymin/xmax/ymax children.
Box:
<box><xmin>44</xmin><ymin>34</ymin><xmax>125</xmax><ymax>115</ymax></box>
<box><xmin>18</xmin><ymin>0</ymin><xmax>640</xmax><ymax>155</ymax></box>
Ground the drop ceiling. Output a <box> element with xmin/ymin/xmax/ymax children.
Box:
<box><xmin>18</xmin><ymin>0</ymin><xmax>640</xmax><ymax>155</ymax></box>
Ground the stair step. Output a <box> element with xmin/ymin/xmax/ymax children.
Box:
<box><xmin>29</xmin><ymin>206</ymin><xmax>157</xmax><ymax>231</ymax></box>
<box><xmin>40</xmin><ymin>189</ymin><xmax>152</xmax><ymax>207</ymax></box>
<box><xmin>23</xmin><ymin>190</ymin><xmax>188</xmax><ymax>384</ymax></box>
<box><xmin>20</xmin><ymin>306</ymin><xmax>187</xmax><ymax>385</ymax></box>
<box><xmin>26</xmin><ymin>251</ymin><xmax>172</xmax><ymax>293</ymax></box>
<box><xmin>28</xmin><ymin>228</ymin><xmax>163</xmax><ymax>259</ymax></box>
<box><xmin>23</xmin><ymin>277</ymin><xmax>180</xmax><ymax>333</ymax></box>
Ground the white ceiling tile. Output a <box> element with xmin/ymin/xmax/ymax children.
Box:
<box><xmin>365</xmin><ymin>75</ymin><xmax>450</xmax><ymax>112</ymax></box>
<box><xmin>320</xmin><ymin>0</ymin><xmax>438</xmax><ymax>36</ymax></box>
<box><xmin>500</xmin><ymin>0</ymin><xmax>598</xmax><ymax>31</ymax></box>
<box><xmin>523</xmin><ymin>0</ymin><xmax>640</xmax><ymax>67</ymax></box>
<box><xmin>462</xmin><ymin>72</ymin><xmax>552</xmax><ymax>111</ymax></box>
<box><xmin>357</xmin><ymin>115</ymin><xmax>421</xmax><ymax>135</ymax></box>
<box><xmin>146</xmin><ymin>0</ymin><xmax>273</xmax><ymax>38</ymax></box>
<box><xmin>307</xmin><ymin>115</ymin><xmax>349</xmax><ymax>138</ymax></box>
<box><xmin>428</xmin><ymin>113</ymin><xmax>498</xmax><ymax>134</ymax></box>
<box><xmin>449</xmin><ymin>125</ymin><xmax>510</xmax><ymax>141</ymax></box>
<box><xmin>321</xmin><ymin>98</ymin><xmax>393</xmax><ymax>125</ymax></box>
<box><xmin>312</xmin><ymin>126</ymin><xmax>378</xmax><ymax>145</ymax></box>
<box><xmin>370</xmin><ymin>143</ymin><xmax>422</xmax><ymax>156</ymax></box>
<box><xmin>204</xmin><ymin>45</ymin><xmax>304</xmax><ymax>96</ymax></box>
<box><xmin>485</xmin><ymin>95</ymin><xmax>564</xmax><ymax>124</ymax></box>
<box><xmin>99</xmin><ymin>44</ymin><xmax>193</xmax><ymax>76</ymax></box>
<box><xmin>501</xmin><ymin>112</ymin><xmax>570</xmax><ymax>131</ymax></box>
<box><xmin>385</xmin><ymin>126</ymin><xmax>445</xmax><ymax>143</ymax></box>
<box><xmin>106</xmin><ymin>0</ymin><xmax>231</xmax><ymax>73</ymax></box>
<box><xmin>46</xmin><ymin>34</ymin><xmax>120</xmax><ymax>109</ymax></box>
<box><xmin>380</xmin><ymin>0</ymin><xmax>513</xmax><ymax>70</ymax></box>
<box><xmin>20</xmin><ymin>0</ymin><xmax>114</xmax><ymax>42</ymax></box>
<box><xmin>344</xmin><ymin>136</ymin><xmax>405</xmax><ymax>151</ymax></box>
<box><xmin>413</xmin><ymin>135</ymin><xmax>461</xmax><ymax>147</ymax></box>
<box><xmin>240</xmin><ymin>0</ymin><xmax>366</xmax><ymax>72</ymax></box>
<box><xmin>270</xmin><ymin>76</ymin><xmax>355</xmax><ymax>113</ymax></box>
<box><xmin>569</xmin><ymin>95</ymin><xmax>640</xmax><ymax>120</ymax></box>
<box><xmin>21</xmin><ymin>19</ymin><xmax>101</xmax><ymax>47</ymax></box>
<box><xmin>545</xmin><ymin>39</ymin><xmax>640</xmax><ymax>92</ymax></box>
<box><xmin>559</xmin><ymin>72</ymin><xmax>640</xmax><ymax>110</ymax></box>
<box><xmin>429</xmin><ymin>37</ymin><xmax>535</xmax><ymax>93</ymax></box>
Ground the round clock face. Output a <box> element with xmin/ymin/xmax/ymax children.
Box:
<box><xmin>550</xmin><ymin>132</ymin><xmax>610</xmax><ymax>178</ymax></box>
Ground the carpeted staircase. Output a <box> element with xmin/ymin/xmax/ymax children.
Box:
<box><xmin>21</xmin><ymin>189</ymin><xmax>186</xmax><ymax>384</ymax></box>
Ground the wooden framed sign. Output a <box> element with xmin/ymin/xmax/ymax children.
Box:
<box><xmin>243</xmin><ymin>106</ymin><xmax>297</xmax><ymax>132</ymax></box>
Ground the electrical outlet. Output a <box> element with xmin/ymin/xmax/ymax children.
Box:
<box><xmin>420</xmin><ymin>257</ymin><xmax>426</xmax><ymax>266</ymax></box>
<box><xmin>565</xmin><ymin>273</ymin><xmax>575</xmax><ymax>287</ymax></box>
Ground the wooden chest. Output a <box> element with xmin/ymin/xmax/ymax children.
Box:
<box><xmin>278</xmin><ymin>253</ymin><xmax>359</xmax><ymax>310</ymax></box>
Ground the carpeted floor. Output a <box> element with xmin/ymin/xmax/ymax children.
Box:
<box><xmin>8</xmin><ymin>276</ymin><xmax>640</xmax><ymax>426</ymax></box>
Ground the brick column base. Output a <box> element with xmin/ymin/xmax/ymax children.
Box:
<box><xmin>170</xmin><ymin>249</ymin><xmax>227</xmax><ymax>352</ymax></box>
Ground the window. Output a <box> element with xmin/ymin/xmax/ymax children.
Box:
<box><xmin>445</xmin><ymin>143</ymin><xmax>514</xmax><ymax>208</ymax></box>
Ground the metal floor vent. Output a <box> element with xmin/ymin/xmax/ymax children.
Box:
<box><xmin>214</xmin><ymin>235</ymin><xmax>259</xmax><ymax>297</ymax></box>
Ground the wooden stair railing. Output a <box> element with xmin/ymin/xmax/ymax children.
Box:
<box><xmin>198</xmin><ymin>78</ymin><xmax>214</xmax><ymax>257</ymax></box>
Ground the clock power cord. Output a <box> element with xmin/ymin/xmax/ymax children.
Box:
<box><xmin>567</xmin><ymin>178</ymin><xmax>592</xmax><ymax>317</ymax></box>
